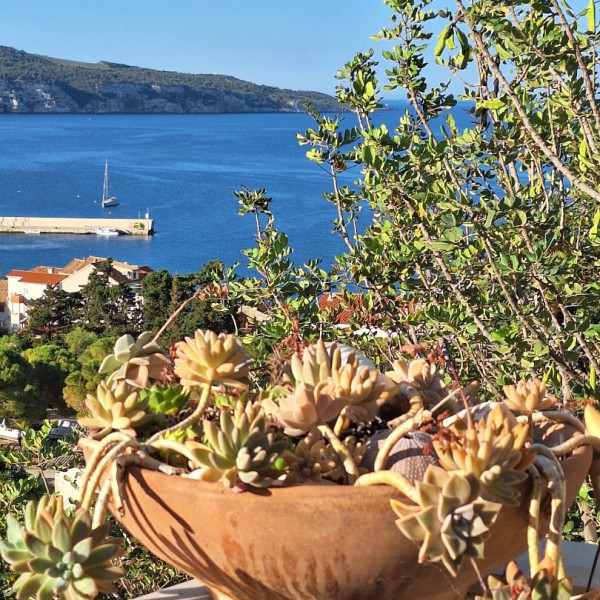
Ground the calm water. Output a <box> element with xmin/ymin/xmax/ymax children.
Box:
<box><xmin>0</xmin><ymin>102</ymin><xmax>475</xmax><ymax>276</ymax></box>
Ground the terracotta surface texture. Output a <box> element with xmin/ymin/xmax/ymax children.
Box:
<box><xmin>83</xmin><ymin>422</ymin><xmax>592</xmax><ymax>600</ymax></box>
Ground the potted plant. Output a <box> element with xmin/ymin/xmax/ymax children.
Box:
<box><xmin>2</xmin><ymin>327</ymin><xmax>599</xmax><ymax>600</ymax></box>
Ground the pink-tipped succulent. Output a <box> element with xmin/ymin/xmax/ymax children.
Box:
<box><xmin>503</xmin><ymin>379</ymin><xmax>556</xmax><ymax>415</ymax></box>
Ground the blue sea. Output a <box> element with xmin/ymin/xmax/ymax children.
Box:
<box><xmin>0</xmin><ymin>101</ymin><xmax>475</xmax><ymax>277</ymax></box>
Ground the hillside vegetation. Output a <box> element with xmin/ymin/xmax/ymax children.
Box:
<box><xmin>0</xmin><ymin>46</ymin><xmax>339</xmax><ymax>113</ymax></box>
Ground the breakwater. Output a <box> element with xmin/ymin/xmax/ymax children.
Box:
<box><xmin>0</xmin><ymin>216</ymin><xmax>153</xmax><ymax>236</ymax></box>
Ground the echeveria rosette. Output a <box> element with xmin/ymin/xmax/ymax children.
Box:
<box><xmin>140</xmin><ymin>384</ymin><xmax>191</xmax><ymax>416</ymax></box>
<box><xmin>174</xmin><ymin>330</ymin><xmax>250</xmax><ymax>390</ymax></box>
<box><xmin>386</xmin><ymin>358</ymin><xmax>448</xmax><ymax>406</ymax></box>
<box><xmin>98</xmin><ymin>331</ymin><xmax>170</xmax><ymax>389</ymax></box>
<box><xmin>391</xmin><ymin>465</ymin><xmax>501</xmax><ymax>576</ymax></box>
<box><xmin>187</xmin><ymin>401</ymin><xmax>288</xmax><ymax>488</ymax></box>
<box><xmin>0</xmin><ymin>496</ymin><xmax>124</xmax><ymax>600</ymax></box>
<box><xmin>324</xmin><ymin>361</ymin><xmax>390</xmax><ymax>422</ymax></box>
<box><xmin>273</xmin><ymin>382</ymin><xmax>348</xmax><ymax>437</ymax></box>
<box><xmin>433</xmin><ymin>404</ymin><xmax>534</xmax><ymax>506</ymax></box>
<box><xmin>78</xmin><ymin>380</ymin><xmax>152</xmax><ymax>439</ymax></box>
<box><xmin>282</xmin><ymin>339</ymin><xmax>338</xmax><ymax>387</ymax></box>
<box><xmin>503</xmin><ymin>379</ymin><xmax>556</xmax><ymax>415</ymax></box>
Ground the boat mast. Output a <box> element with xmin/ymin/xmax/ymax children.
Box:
<box><xmin>103</xmin><ymin>159</ymin><xmax>109</xmax><ymax>204</ymax></box>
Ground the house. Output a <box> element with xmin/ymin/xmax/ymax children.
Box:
<box><xmin>2</xmin><ymin>256</ymin><xmax>152</xmax><ymax>331</ymax></box>
<box><xmin>59</xmin><ymin>256</ymin><xmax>151</xmax><ymax>295</ymax></box>
<box><xmin>0</xmin><ymin>279</ymin><xmax>9</xmax><ymax>332</ymax></box>
<box><xmin>5</xmin><ymin>269</ymin><xmax>68</xmax><ymax>331</ymax></box>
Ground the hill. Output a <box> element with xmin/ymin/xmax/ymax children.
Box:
<box><xmin>0</xmin><ymin>46</ymin><xmax>339</xmax><ymax>114</ymax></box>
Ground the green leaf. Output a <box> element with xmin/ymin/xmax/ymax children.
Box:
<box><xmin>435</xmin><ymin>26</ymin><xmax>450</xmax><ymax>57</ymax></box>
<box><xmin>588</xmin><ymin>0</ymin><xmax>596</xmax><ymax>32</ymax></box>
<box><xmin>479</xmin><ymin>99</ymin><xmax>505</xmax><ymax>110</ymax></box>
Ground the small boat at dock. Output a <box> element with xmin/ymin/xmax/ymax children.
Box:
<box><xmin>96</xmin><ymin>227</ymin><xmax>120</xmax><ymax>237</ymax></box>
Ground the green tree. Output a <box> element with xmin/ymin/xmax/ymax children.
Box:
<box><xmin>64</xmin><ymin>326</ymin><xmax>99</xmax><ymax>358</ymax></box>
<box><xmin>143</xmin><ymin>261</ymin><xmax>236</xmax><ymax>346</ymax></box>
<box><xmin>63</xmin><ymin>336</ymin><xmax>116</xmax><ymax>414</ymax></box>
<box><xmin>80</xmin><ymin>259</ymin><xmax>142</xmax><ymax>336</ymax></box>
<box><xmin>23</xmin><ymin>286</ymin><xmax>83</xmax><ymax>344</ymax></box>
<box><xmin>22</xmin><ymin>344</ymin><xmax>78</xmax><ymax>413</ymax></box>
<box><xmin>0</xmin><ymin>349</ymin><xmax>44</xmax><ymax>424</ymax></box>
<box><xmin>291</xmin><ymin>0</ymin><xmax>600</xmax><ymax>403</ymax></box>
<box><xmin>141</xmin><ymin>268</ymin><xmax>173</xmax><ymax>333</ymax></box>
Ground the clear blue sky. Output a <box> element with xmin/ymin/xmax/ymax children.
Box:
<box><xmin>0</xmin><ymin>1</ymin><xmax>404</xmax><ymax>95</ymax></box>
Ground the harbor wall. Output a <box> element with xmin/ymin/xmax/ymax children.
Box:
<box><xmin>0</xmin><ymin>216</ymin><xmax>153</xmax><ymax>236</ymax></box>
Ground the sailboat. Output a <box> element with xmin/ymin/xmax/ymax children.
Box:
<box><xmin>101</xmin><ymin>159</ymin><xmax>119</xmax><ymax>208</ymax></box>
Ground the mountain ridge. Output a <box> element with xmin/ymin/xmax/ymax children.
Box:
<box><xmin>0</xmin><ymin>46</ymin><xmax>339</xmax><ymax>114</ymax></box>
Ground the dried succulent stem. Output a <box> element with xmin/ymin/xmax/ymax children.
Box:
<box><xmin>526</xmin><ymin>464</ymin><xmax>542</xmax><ymax>574</ymax></box>
<box><xmin>80</xmin><ymin>437</ymin><xmax>137</xmax><ymax>511</ymax></box>
<box><xmin>527</xmin><ymin>411</ymin><xmax>586</xmax><ymax>434</ymax></box>
<box><xmin>318</xmin><ymin>423</ymin><xmax>359</xmax><ymax>484</ymax></box>
<box><xmin>77</xmin><ymin>432</ymin><xmax>133</xmax><ymax>508</ymax></box>
<box><xmin>333</xmin><ymin>410</ymin><xmax>350</xmax><ymax>437</ymax></box>
<box><xmin>546</xmin><ymin>434</ymin><xmax>600</xmax><ymax>457</ymax></box>
<box><xmin>532</xmin><ymin>450</ymin><xmax>566</xmax><ymax>579</ymax></box>
<box><xmin>354</xmin><ymin>470</ymin><xmax>419</xmax><ymax>504</ymax></box>
<box><xmin>374</xmin><ymin>409</ymin><xmax>432</xmax><ymax>472</ymax></box>
<box><xmin>147</xmin><ymin>383</ymin><xmax>210</xmax><ymax>444</ymax></box>
<box><xmin>150</xmin><ymin>438</ymin><xmax>203</xmax><ymax>468</ymax></box>
<box><xmin>92</xmin><ymin>471</ymin><xmax>115</xmax><ymax>529</ymax></box>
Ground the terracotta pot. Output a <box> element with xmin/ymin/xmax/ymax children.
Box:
<box><xmin>82</xmin><ymin>422</ymin><xmax>591</xmax><ymax>600</ymax></box>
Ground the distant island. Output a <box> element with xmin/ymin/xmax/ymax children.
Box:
<box><xmin>0</xmin><ymin>46</ymin><xmax>340</xmax><ymax>114</ymax></box>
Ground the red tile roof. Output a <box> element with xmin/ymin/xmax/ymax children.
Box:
<box><xmin>6</xmin><ymin>270</ymin><xmax>67</xmax><ymax>285</ymax></box>
<box><xmin>318</xmin><ymin>293</ymin><xmax>364</xmax><ymax>325</ymax></box>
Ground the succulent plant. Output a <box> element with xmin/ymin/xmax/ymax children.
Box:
<box><xmin>282</xmin><ymin>339</ymin><xmax>338</xmax><ymax>387</ymax></box>
<box><xmin>503</xmin><ymin>379</ymin><xmax>556</xmax><ymax>415</ymax></box>
<box><xmin>78</xmin><ymin>380</ymin><xmax>152</xmax><ymax>439</ymax></box>
<box><xmin>187</xmin><ymin>400</ymin><xmax>288</xmax><ymax>488</ymax></box>
<box><xmin>584</xmin><ymin>399</ymin><xmax>600</xmax><ymax>436</ymax></box>
<box><xmin>0</xmin><ymin>496</ymin><xmax>123</xmax><ymax>600</ymax></box>
<box><xmin>477</xmin><ymin>559</ymin><xmax>572</xmax><ymax>600</ymax></box>
<box><xmin>433</xmin><ymin>403</ymin><xmax>534</xmax><ymax>505</ymax></box>
<box><xmin>174</xmin><ymin>330</ymin><xmax>250</xmax><ymax>390</ymax></box>
<box><xmin>324</xmin><ymin>359</ymin><xmax>390</xmax><ymax>421</ymax></box>
<box><xmin>286</xmin><ymin>427</ymin><xmax>365</xmax><ymax>484</ymax></box>
<box><xmin>391</xmin><ymin>464</ymin><xmax>501</xmax><ymax>576</ymax></box>
<box><xmin>385</xmin><ymin>357</ymin><xmax>448</xmax><ymax>406</ymax></box>
<box><xmin>285</xmin><ymin>427</ymin><xmax>340</xmax><ymax>483</ymax></box>
<box><xmin>98</xmin><ymin>331</ymin><xmax>170</xmax><ymax>388</ymax></box>
<box><xmin>140</xmin><ymin>384</ymin><xmax>191</xmax><ymax>416</ymax></box>
<box><xmin>153</xmin><ymin>422</ymin><xmax>202</xmax><ymax>467</ymax></box>
<box><xmin>273</xmin><ymin>382</ymin><xmax>348</xmax><ymax>437</ymax></box>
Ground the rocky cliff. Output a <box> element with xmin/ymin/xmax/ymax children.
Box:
<box><xmin>0</xmin><ymin>46</ymin><xmax>339</xmax><ymax>114</ymax></box>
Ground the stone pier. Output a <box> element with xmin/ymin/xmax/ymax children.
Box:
<box><xmin>0</xmin><ymin>216</ymin><xmax>154</xmax><ymax>236</ymax></box>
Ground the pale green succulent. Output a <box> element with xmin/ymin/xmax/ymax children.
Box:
<box><xmin>98</xmin><ymin>331</ymin><xmax>170</xmax><ymax>388</ymax></box>
<box><xmin>283</xmin><ymin>339</ymin><xmax>339</xmax><ymax>387</ymax></box>
<box><xmin>0</xmin><ymin>496</ymin><xmax>123</xmax><ymax>600</ymax></box>
<box><xmin>78</xmin><ymin>380</ymin><xmax>152</xmax><ymax>439</ymax></box>
<box><xmin>187</xmin><ymin>400</ymin><xmax>288</xmax><ymax>488</ymax></box>
<box><xmin>391</xmin><ymin>465</ymin><xmax>501</xmax><ymax>576</ymax></box>
<box><xmin>173</xmin><ymin>330</ymin><xmax>250</xmax><ymax>389</ymax></box>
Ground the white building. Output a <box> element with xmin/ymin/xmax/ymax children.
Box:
<box><xmin>2</xmin><ymin>257</ymin><xmax>152</xmax><ymax>331</ymax></box>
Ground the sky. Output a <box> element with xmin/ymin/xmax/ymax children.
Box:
<box><xmin>0</xmin><ymin>1</ymin><xmax>404</xmax><ymax>95</ymax></box>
